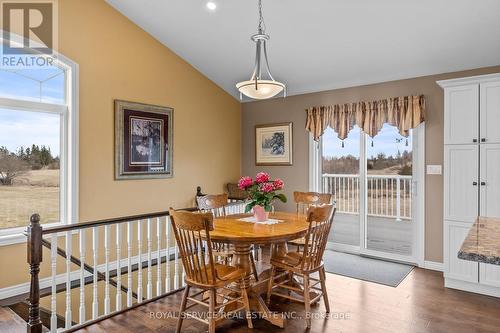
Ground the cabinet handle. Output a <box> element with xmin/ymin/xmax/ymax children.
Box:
<box><xmin>473</xmin><ymin>139</ymin><xmax>478</xmax><ymax>143</ymax></box>
<box><xmin>481</xmin><ymin>182</ymin><xmax>486</xmax><ymax>186</ymax></box>
<box><xmin>472</xmin><ymin>182</ymin><xmax>478</xmax><ymax>186</ymax></box>
<box><xmin>481</xmin><ymin>138</ymin><xmax>486</xmax><ymax>142</ymax></box>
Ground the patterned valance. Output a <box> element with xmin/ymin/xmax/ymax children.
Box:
<box><xmin>305</xmin><ymin>95</ymin><xmax>426</xmax><ymax>141</ymax></box>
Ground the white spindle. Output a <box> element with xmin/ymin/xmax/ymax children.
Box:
<box><xmin>396</xmin><ymin>177</ymin><xmax>401</xmax><ymax>221</ymax></box>
<box><xmin>65</xmin><ymin>231</ymin><xmax>72</xmax><ymax>329</ymax></box>
<box><xmin>50</xmin><ymin>234</ymin><xmax>57</xmax><ymax>333</ymax></box>
<box><xmin>165</xmin><ymin>217</ymin><xmax>171</xmax><ymax>292</ymax></box>
<box><xmin>92</xmin><ymin>227</ymin><xmax>99</xmax><ymax>319</ymax></box>
<box><xmin>104</xmin><ymin>225</ymin><xmax>110</xmax><ymax>315</ymax></box>
<box><xmin>79</xmin><ymin>230</ymin><xmax>86</xmax><ymax>324</ymax></box>
<box><xmin>127</xmin><ymin>221</ymin><xmax>133</xmax><ymax>307</ymax></box>
<box><xmin>174</xmin><ymin>240</ymin><xmax>179</xmax><ymax>289</ymax></box>
<box><xmin>137</xmin><ymin>220</ymin><xmax>143</xmax><ymax>302</ymax></box>
<box><xmin>116</xmin><ymin>224</ymin><xmax>122</xmax><ymax>311</ymax></box>
<box><xmin>156</xmin><ymin>217</ymin><xmax>162</xmax><ymax>296</ymax></box>
<box><xmin>147</xmin><ymin>218</ymin><xmax>153</xmax><ymax>299</ymax></box>
<box><xmin>403</xmin><ymin>179</ymin><xmax>407</xmax><ymax>218</ymax></box>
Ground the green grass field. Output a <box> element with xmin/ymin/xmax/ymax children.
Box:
<box><xmin>0</xmin><ymin>170</ymin><xmax>60</xmax><ymax>229</ymax></box>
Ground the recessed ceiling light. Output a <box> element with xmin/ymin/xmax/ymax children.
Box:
<box><xmin>206</xmin><ymin>2</ymin><xmax>217</xmax><ymax>11</ymax></box>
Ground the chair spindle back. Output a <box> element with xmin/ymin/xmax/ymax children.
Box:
<box><xmin>169</xmin><ymin>209</ymin><xmax>217</xmax><ymax>285</ymax></box>
<box><xmin>301</xmin><ymin>204</ymin><xmax>336</xmax><ymax>271</ymax></box>
<box><xmin>197</xmin><ymin>193</ymin><xmax>228</xmax><ymax>218</ymax></box>
<box><xmin>294</xmin><ymin>191</ymin><xmax>332</xmax><ymax>215</ymax></box>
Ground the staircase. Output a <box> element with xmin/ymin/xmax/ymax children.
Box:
<box><xmin>0</xmin><ymin>306</ymin><xmax>33</xmax><ymax>333</ymax></box>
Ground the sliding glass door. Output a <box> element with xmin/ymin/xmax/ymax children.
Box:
<box><xmin>317</xmin><ymin>124</ymin><xmax>423</xmax><ymax>264</ymax></box>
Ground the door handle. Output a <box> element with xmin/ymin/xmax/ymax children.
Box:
<box><xmin>481</xmin><ymin>138</ymin><xmax>487</xmax><ymax>143</ymax></box>
<box><xmin>473</xmin><ymin>139</ymin><xmax>478</xmax><ymax>143</ymax></box>
<box><xmin>480</xmin><ymin>182</ymin><xmax>486</xmax><ymax>186</ymax></box>
<box><xmin>472</xmin><ymin>182</ymin><xmax>478</xmax><ymax>186</ymax></box>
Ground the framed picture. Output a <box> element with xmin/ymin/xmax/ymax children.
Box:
<box><xmin>255</xmin><ymin>122</ymin><xmax>293</xmax><ymax>166</ymax></box>
<box><xmin>115</xmin><ymin>100</ymin><xmax>173</xmax><ymax>180</ymax></box>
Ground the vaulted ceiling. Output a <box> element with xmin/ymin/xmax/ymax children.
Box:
<box><xmin>106</xmin><ymin>0</ymin><xmax>500</xmax><ymax>100</ymax></box>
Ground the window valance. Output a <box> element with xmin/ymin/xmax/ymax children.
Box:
<box><xmin>305</xmin><ymin>95</ymin><xmax>426</xmax><ymax>141</ymax></box>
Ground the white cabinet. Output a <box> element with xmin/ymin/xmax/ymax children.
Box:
<box><xmin>444</xmin><ymin>221</ymin><xmax>478</xmax><ymax>282</ymax></box>
<box><xmin>444</xmin><ymin>84</ymin><xmax>479</xmax><ymax>145</ymax></box>
<box><xmin>443</xmin><ymin>145</ymin><xmax>478</xmax><ymax>222</ymax></box>
<box><xmin>480</xmin><ymin>144</ymin><xmax>500</xmax><ymax>218</ymax></box>
<box><xmin>480</xmin><ymin>81</ymin><xmax>500</xmax><ymax>144</ymax></box>
<box><xmin>480</xmin><ymin>263</ymin><xmax>500</xmax><ymax>288</ymax></box>
<box><xmin>439</xmin><ymin>73</ymin><xmax>500</xmax><ymax>297</ymax></box>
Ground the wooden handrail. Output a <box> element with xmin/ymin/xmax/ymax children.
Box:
<box><xmin>27</xmin><ymin>214</ymin><xmax>43</xmax><ymax>333</ymax></box>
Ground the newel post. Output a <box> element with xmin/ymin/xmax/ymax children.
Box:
<box><xmin>27</xmin><ymin>213</ymin><xmax>43</xmax><ymax>333</ymax></box>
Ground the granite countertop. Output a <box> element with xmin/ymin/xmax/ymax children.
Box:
<box><xmin>458</xmin><ymin>217</ymin><xmax>500</xmax><ymax>265</ymax></box>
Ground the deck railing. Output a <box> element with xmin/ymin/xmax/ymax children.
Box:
<box><xmin>25</xmin><ymin>199</ymin><xmax>246</xmax><ymax>333</ymax></box>
<box><xmin>322</xmin><ymin>174</ymin><xmax>412</xmax><ymax>220</ymax></box>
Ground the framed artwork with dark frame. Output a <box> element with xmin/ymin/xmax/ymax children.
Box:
<box><xmin>115</xmin><ymin>100</ymin><xmax>173</xmax><ymax>180</ymax></box>
<box><xmin>255</xmin><ymin>122</ymin><xmax>293</xmax><ymax>166</ymax></box>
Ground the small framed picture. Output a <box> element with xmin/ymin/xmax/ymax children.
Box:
<box><xmin>115</xmin><ymin>100</ymin><xmax>173</xmax><ymax>180</ymax></box>
<box><xmin>255</xmin><ymin>122</ymin><xmax>293</xmax><ymax>166</ymax></box>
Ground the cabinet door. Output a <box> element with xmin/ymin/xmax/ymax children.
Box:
<box><xmin>444</xmin><ymin>221</ymin><xmax>478</xmax><ymax>282</ymax></box>
<box><xmin>480</xmin><ymin>263</ymin><xmax>500</xmax><ymax>287</ymax></box>
<box><xmin>444</xmin><ymin>84</ymin><xmax>479</xmax><ymax>145</ymax></box>
<box><xmin>480</xmin><ymin>81</ymin><xmax>500</xmax><ymax>144</ymax></box>
<box><xmin>480</xmin><ymin>144</ymin><xmax>500</xmax><ymax>218</ymax></box>
<box><xmin>444</xmin><ymin>145</ymin><xmax>479</xmax><ymax>222</ymax></box>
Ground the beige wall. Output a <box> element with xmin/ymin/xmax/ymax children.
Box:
<box><xmin>0</xmin><ymin>0</ymin><xmax>241</xmax><ymax>288</ymax></box>
<box><xmin>242</xmin><ymin>66</ymin><xmax>500</xmax><ymax>263</ymax></box>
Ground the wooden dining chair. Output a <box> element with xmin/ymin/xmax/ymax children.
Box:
<box><xmin>266</xmin><ymin>204</ymin><xmax>336</xmax><ymax>329</ymax></box>
<box><xmin>169</xmin><ymin>208</ymin><xmax>253</xmax><ymax>333</ymax></box>
<box><xmin>289</xmin><ymin>191</ymin><xmax>333</xmax><ymax>250</ymax></box>
<box><xmin>197</xmin><ymin>194</ymin><xmax>259</xmax><ymax>281</ymax></box>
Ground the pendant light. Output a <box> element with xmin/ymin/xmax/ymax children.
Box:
<box><xmin>236</xmin><ymin>0</ymin><xmax>286</xmax><ymax>100</ymax></box>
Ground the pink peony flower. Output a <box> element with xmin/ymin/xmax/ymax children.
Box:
<box><xmin>261</xmin><ymin>183</ymin><xmax>274</xmax><ymax>193</ymax></box>
<box><xmin>273</xmin><ymin>178</ymin><xmax>284</xmax><ymax>190</ymax></box>
<box><xmin>255</xmin><ymin>172</ymin><xmax>270</xmax><ymax>184</ymax></box>
<box><xmin>238</xmin><ymin>176</ymin><xmax>253</xmax><ymax>190</ymax></box>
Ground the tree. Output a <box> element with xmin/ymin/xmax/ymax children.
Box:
<box><xmin>0</xmin><ymin>151</ymin><xmax>29</xmax><ymax>186</ymax></box>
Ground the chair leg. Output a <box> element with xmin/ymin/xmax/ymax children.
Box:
<box><xmin>319</xmin><ymin>267</ymin><xmax>330</xmax><ymax>313</ymax></box>
<box><xmin>176</xmin><ymin>285</ymin><xmax>190</xmax><ymax>333</ymax></box>
<box><xmin>250</xmin><ymin>251</ymin><xmax>259</xmax><ymax>281</ymax></box>
<box><xmin>209</xmin><ymin>289</ymin><xmax>216</xmax><ymax>333</ymax></box>
<box><xmin>266</xmin><ymin>266</ymin><xmax>276</xmax><ymax>304</ymax></box>
<box><xmin>240</xmin><ymin>281</ymin><xmax>253</xmax><ymax>329</ymax></box>
<box><xmin>303</xmin><ymin>275</ymin><xmax>311</xmax><ymax>329</ymax></box>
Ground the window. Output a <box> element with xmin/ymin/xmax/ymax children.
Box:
<box><xmin>0</xmin><ymin>56</ymin><xmax>78</xmax><ymax>241</ymax></box>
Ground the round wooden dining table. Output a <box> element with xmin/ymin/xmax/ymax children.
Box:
<box><xmin>210</xmin><ymin>211</ymin><xmax>310</xmax><ymax>328</ymax></box>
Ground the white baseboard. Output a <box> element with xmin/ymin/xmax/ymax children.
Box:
<box><xmin>445</xmin><ymin>277</ymin><xmax>500</xmax><ymax>298</ymax></box>
<box><xmin>422</xmin><ymin>260</ymin><xmax>444</xmax><ymax>272</ymax></box>
<box><xmin>0</xmin><ymin>246</ymin><xmax>181</xmax><ymax>301</ymax></box>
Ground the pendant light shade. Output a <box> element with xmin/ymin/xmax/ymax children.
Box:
<box><xmin>236</xmin><ymin>0</ymin><xmax>286</xmax><ymax>100</ymax></box>
<box><xmin>236</xmin><ymin>80</ymin><xmax>285</xmax><ymax>100</ymax></box>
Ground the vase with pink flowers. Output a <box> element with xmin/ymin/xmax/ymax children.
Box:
<box><xmin>237</xmin><ymin>172</ymin><xmax>287</xmax><ymax>222</ymax></box>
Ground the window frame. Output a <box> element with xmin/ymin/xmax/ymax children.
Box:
<box><xmin>0</xmin><ymin>52</ymin><xmax>79</xmax><ymax>246</ymax></box>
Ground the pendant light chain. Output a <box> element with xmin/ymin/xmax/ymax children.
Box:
<box><xmin>258</xmin><ymin>0</ymin><xmax>266</xmax><ymax>34</ymax></box>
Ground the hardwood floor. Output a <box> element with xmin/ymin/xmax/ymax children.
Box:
<box><xmin>73</xmin><ymin>266</ymin><xmax>500</xmax><ymax>333</ymax></box>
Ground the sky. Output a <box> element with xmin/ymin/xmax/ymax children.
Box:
<box><xmin>322</xmin><ymin>123</ymin><xmax>413</xmax><ymax>159</ymax></box>
<box><xmin>0</xmin><ymin>67</ymin><xmax>64</xmax><ymax>156</ymax></box>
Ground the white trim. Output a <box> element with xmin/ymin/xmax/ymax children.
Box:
<box><xmin>0</xmin><ymin>97</ymin><xmax>67</xmax><ymax>114</ymax></box>
<box><xmin>445</xmin><ymin>277</ymin><xmax>500</xmax><ymax>298</ymax></box>
<box><xmin>437</xmin><ymin>72</ymin><xmax>500</xmax><ymax>88</ymax></box>
<box><xmin>0</xmin><ymin>245</ymin><xmax>178</xmax><ymax>300</ymax></box>
<box><xmin>422</xmin><ymin>260</ymin><xmax>444</xmax><ymax>272</ymax></box>
<box><xmin>414</xmin><ymin>124</ymin><xmax>426</xmax><ymax>267</ymax></box>
<box><xmin>308</xmin><ymin>135</ymin><xmax>321</xmax><ymax>192</ymax></box>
